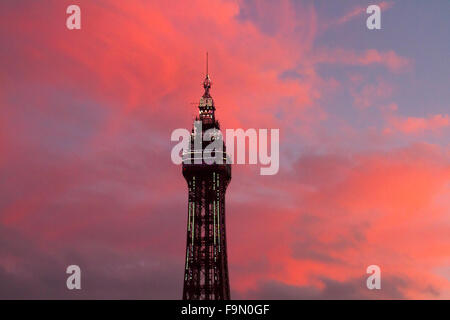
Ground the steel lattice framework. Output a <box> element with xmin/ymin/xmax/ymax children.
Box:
<box><xmin>182</xmin><ymin>66</ymin><xmax>231</xmax><ymax>300</ymax></box>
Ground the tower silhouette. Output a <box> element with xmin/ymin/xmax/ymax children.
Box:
<box><xmin>182</xmin><ymin>55</ymin><xmax>231</xmax><ymax>300</ymax></box>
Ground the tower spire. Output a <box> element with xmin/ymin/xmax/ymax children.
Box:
<box><xmin>203</xmin><ymin>52</ymin><xmax>212</xmax><ymax>97</ymax></box>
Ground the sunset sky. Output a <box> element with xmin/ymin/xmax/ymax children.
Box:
<box><xmin>0</xmin><ymin>0</ymin><xmax>449</xmax><ymax>299</ymax></box>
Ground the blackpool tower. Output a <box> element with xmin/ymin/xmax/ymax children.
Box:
<box><xmin>181</xmin><ymin>57</ymin><xmax>231</xmax><ymax>300</ymax></box>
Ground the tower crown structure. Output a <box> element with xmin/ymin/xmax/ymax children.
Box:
<box><xmin>182</xmin><ymin>56</ymin><xmax>231</xmax><ymax>300</ymax></box>
<box><xmin>198</xmin><ymin>53</ymin><xmax>215</xmax><ymax>125</ymax></box>
<box><xmin>198</xmin><ymin>77</ymin><xmax>215</xmax><ymax>124</ymax></box>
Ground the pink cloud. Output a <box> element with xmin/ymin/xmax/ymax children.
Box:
<box><xmin>0</xmin><ymin>0</ymin><xmax>447</xmax><ymax>300</ymax></box>
<box><xmin>314</xmin><ymin>49</ymin><xmax>412</xmax><ymax>73</ymax></box>
<box><xmin>232</xmin><ymin>144</ymin><xmax>450</xmax><ymax>299</ymax></box>
<box><xmin>351</xmin><ymin>80</ymin><xmax>394</xmax><ymax>109</ymax></box>
<box><xmin>384</xmin><ymin>110</ymin><xmax>450</xmax><ymax>135</ymax></box>
<box><xmin>327</xmin><ymin>1</ymin><xmax>395</xmax><ymax>27</ymax></box>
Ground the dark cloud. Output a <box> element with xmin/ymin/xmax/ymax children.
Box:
<box><xmin>237</xmin><ymin>276</ymin><xmax>410</xmax><ymax>300</ymax></box>
<box><xmin>0</xmin><ymin>224</ymin><xmax>182</xmax><ymax>299</ymax></box>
